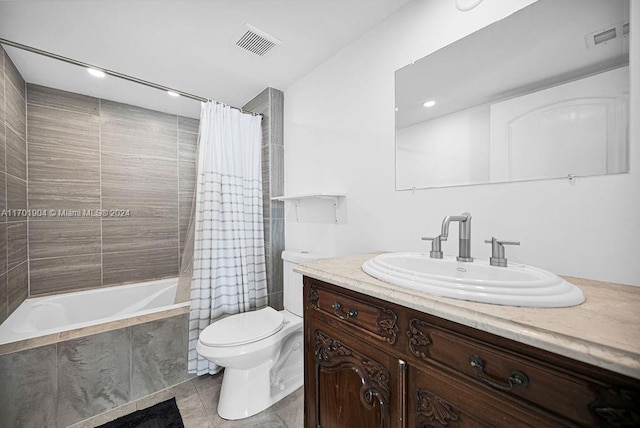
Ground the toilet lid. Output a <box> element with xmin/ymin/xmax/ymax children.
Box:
<box><xmin>199</xmin><ymin>307</ymin><xmax>285</xmax><ymax>347</ymax></box>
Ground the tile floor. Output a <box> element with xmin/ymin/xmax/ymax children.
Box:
<box><xmin>68</xmin><ymin>372</ymin><xmax>304</xmax><ymax>428</ymax></box>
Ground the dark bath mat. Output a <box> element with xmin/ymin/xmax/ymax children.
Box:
<box><xmin>95</xmin><ymin>397</ymin><xmax>184</xmax><ymax>428</ymax></box>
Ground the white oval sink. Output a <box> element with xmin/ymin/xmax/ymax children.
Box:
<box><xmin>362</xmin><ymin>253</ymin><xmax>584</xmax><ymax>308</ymax></box>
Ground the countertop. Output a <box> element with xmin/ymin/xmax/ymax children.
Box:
<box><xmin>295</xmin><ymin>252</ymin><xmax>640</xmax><ymax>380</ymax></box>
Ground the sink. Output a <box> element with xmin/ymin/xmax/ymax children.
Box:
<box><xmin>362</xmin><ymin>253</ymin><xmax>584</xmax><ymax>307</ymax></box>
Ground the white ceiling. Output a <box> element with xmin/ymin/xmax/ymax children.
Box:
<box><xmin>0</xmin><ymin>0</ymin><xmax>413</xmax><ymax>118</ymax></box>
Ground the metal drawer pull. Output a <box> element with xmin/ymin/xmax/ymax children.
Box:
<box><xmin>468</xmin><ymin>354</ymin><xmax>529</xmax><ymax>391</ymax></box>
<box><xmin>331</xmin><ymin>301</ymin><xmax>358</xmax><ymax>320</ymax></box>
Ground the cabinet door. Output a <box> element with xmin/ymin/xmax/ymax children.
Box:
<box><xmin>305</xmin><ymin>316</ymin><xmax>402</xmax><ymax>428</ymax></box>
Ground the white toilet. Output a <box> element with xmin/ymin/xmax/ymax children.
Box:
<box><xmin>196</xmin><ymin>250</ymin><xmax>325</xmax><ymax>420</ymax></box>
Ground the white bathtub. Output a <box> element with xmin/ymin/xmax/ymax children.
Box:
<box><xmin>0</xmin><ymin>277</ymin><xmax>189</xmax><ymax>347</ymax></box>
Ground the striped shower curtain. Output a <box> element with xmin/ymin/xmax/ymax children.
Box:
<box><xmin>188</xmin><ymin>102</ymin><xmax>268</xmax><ymax>375</ymax></box>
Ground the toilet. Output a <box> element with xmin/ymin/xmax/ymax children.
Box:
<box><xmin>196</xmin><ymin>250</ymin><xmax>325</xmax><ymax>420</ymax></box>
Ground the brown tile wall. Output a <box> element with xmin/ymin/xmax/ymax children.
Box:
<box><xmin>243</xmin><ymin>88</ymin><xmax>284</xmax><ymax>310</ymax></box>
<box><xmin>25</xmin><ymin>83</ymin><xmax>198</xmax><ymax>295</ymax></box>
<box><xmin>0</xmin><ymin>75</ymin><xmax>275</xmax><ymax>309</ymax></box>
<box><xmin>1</xmin><ymin>46</ymin><xmax>28</xmax><ymax>323</ymax></box>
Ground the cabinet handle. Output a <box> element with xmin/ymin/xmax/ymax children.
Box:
<box><xmin>331</xmin><ymin>301</ymin><xmax>358</xmax><ymax>320</ymax></box>
<box><xmin>468</xmin><ymin>354</ymin><xmax>529</xmax><ymax>391</ymax></box>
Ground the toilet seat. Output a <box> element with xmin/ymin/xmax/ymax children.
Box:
<box><xmin>200</xmin><ymin>307</ymin><xmax>284</xmax><ymax>347</ymax></box>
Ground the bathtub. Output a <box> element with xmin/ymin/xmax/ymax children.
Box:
<box><xmin>0</xmin><ymin>276</ymin><xmax>192</xmax><ymax>427</ymax></box>
<box><xmin>0</xmin><ymin>276</ymin><xmax>189</xmax><ymax>351</ymax></box>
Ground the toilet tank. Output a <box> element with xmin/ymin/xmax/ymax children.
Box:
<box><xmin>281</xmin><ymin>251</ymin><xmax>327</xmax><ymax>317</ymax></box>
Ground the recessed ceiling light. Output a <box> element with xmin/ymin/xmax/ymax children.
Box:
<box><xmin>87</xmin><ymin>68</ymin><xmax>106</xmax><ymax>78</ymax></box>
<box><xmin>423</xmin><ymin>100</ymin><xmax>436</xmax><ymax>108</ymax></box>
<box><xmin>167</xmin><ymin>91</ymin><xmax>180</xmax><ymax>97</ymax></box>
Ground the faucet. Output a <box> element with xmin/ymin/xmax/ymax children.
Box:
<box><xmin>441</xmin><ymin>212</ymin><xmax>473</xmax><ymax>262</ymax></box>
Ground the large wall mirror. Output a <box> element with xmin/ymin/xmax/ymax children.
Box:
<box><xmin>395</xmin><ymin>0</ymin><xmax>630</xmax><ymax>190</ymax></box>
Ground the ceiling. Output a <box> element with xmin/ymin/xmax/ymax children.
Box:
<box><xmin>395</xmin><ymin>0</ymin><xmax>630</xmax><ymax>129</ymax></box>
<box><xmin>0</xmin><ymin>0</ymin><xmax>413</xmax><ymax>118</ymax></box>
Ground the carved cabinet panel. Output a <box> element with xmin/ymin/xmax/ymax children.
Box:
<box><xmin>305</xmin><ymin>316</ymin><xmax>398</xmax><ymax>428</ymax></box>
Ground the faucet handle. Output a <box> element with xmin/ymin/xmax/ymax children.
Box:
<box><xmin>484</xmin><ymin>237</ymin><xmax>520</xmax><ymax>267</ymax></box>
<box><xmin>421</xmin><ymin>236</ymin><xmax>445</xmax><ymax>259</ymax></box>
<box><xmin>484</xmin><ymin>239</ymin><xmax>520</xmax><ymax>246</ymax></box>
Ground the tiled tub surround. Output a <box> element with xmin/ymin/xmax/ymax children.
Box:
<box><xmin>0</xmin><ymin>284</ymin><xmax>189</xmax><ymax>427</ymax></box>
<box><xmin>296</xmin><ymin>253</ymin><xmax>640</xmax><ymax>380</ymax></box>
<box><xmin>1</xmin><ymin>46</ymin><xmax>29</xmax><ymax>323</ymax></box>
<box><xmin>25</xmin><ymin>83</ymin><xmax>199</xmax><ymax>295</ymax></box>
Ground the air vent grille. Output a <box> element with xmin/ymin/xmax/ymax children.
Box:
<box><xmin>593</xmin><ymin>28</ymin><xmax>617</xmax><ymax>45</ymax></box>
<box><xmin>234</xmin><ymin>24</ymin><xmax>281</xmax><ymax>57</ymax></box>
<box><xmin>585</xmin><ymin>20</ymin><xmax>629</xmax><ymax>49</ymax></box>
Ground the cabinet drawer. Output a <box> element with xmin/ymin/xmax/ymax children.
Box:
<box><xmin>406</xmin><ymin>318</ymin><xmax>599</xmax><ymax>425</ymax></box>
<box><xmin>408</xmin><ymin>364</ymin><xmax>564</xmax><ymax>427</ymax></box>
<box><xmin>308</xmin><ymin>282</ymin><xmax>399</xmax><ymax>345</ymax></box>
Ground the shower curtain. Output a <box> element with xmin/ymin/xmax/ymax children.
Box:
<box><xmin>186</xmin><ymin>101</ymin><xmax>268</xmax><ymax>375</ymax></box>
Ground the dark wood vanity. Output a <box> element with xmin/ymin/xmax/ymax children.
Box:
<box><xmin>303</xmin><ymin>277</ymin><xmax>640</xmax><ymax>427</ymax></box>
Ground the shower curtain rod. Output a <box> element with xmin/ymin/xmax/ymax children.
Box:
<box><xmin>0</xmin><ymin>37</ymin><xmax>260</xmax><ymax>116</ymax></box>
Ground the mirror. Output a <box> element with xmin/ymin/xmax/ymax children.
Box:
<box><xmin>395</xmin><ymin>0</ymin><xmax>630</xmax><ymax>190</ymax></box>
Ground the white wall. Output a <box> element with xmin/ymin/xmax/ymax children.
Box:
<box><xmin>283</xmin><ymin>0</ymin><xmax>640</xmax><ymax>286</ymax></box>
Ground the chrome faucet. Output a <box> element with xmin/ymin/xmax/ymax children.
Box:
<box><xmin>441</xmin><ymin>212</ymin><xmax>473</xmax><ymax>262</ymax></box>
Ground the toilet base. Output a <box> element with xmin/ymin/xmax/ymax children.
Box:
<box><xmin>216</xmin><ymin>339</ymin><xmax>303</xmax><ymax>420</ymax></box>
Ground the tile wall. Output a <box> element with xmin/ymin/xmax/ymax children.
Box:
<box><xmin>0</xmin><ymin>73</ymin><xmax>282</xmax><ymax>318</ymax></box>
<box><xmin>243</xmin><ymin>88</ymin><xmax>285</xmax><ymax>309</ymax></box>
<box><xmin>0</xmin><ymin>313</ymin><xmax>189</xmax><ymax>427</ymax></box>
<box><xmin>0</xmin><ymin>45</ymin><xmax>29</xmax><ymax>323</ymax></box>
<box><xmin>25</xmin><ymin>84</ymin><xmax>198</xmax><ymax>295</ymax></box>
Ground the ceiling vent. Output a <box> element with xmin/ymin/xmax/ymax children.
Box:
<box><xmin>585</xmin><ymin>20</ymin><xmax>629</xmax><ymax>49</ymax></box>
<box><xmin>233</xmin><ymin>24</ymin><xmax>281</xmax><ymax>57</ymax></box>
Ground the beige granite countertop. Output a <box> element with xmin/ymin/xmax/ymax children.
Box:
<box><xmin>295</xmin><ymin>252</ymin><xmax>640</xmax><ymax>380</ymax></box>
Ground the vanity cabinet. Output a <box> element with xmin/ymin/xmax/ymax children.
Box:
<box><xmin>303</xmin><ymin>277</ymin><xmax>640</xmax><ymax>427</ymax></box>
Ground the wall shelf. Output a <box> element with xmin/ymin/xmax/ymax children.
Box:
<box><xmin>271</xmin><ymin>193</ymin><xmax>346</xmax><ymax>223</ymax></box>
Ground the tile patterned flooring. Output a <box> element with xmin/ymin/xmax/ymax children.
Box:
<box><xmin>68</xmin><ymin>372</ymin><xmax>304</xmax><ymax>428</ymax></box>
